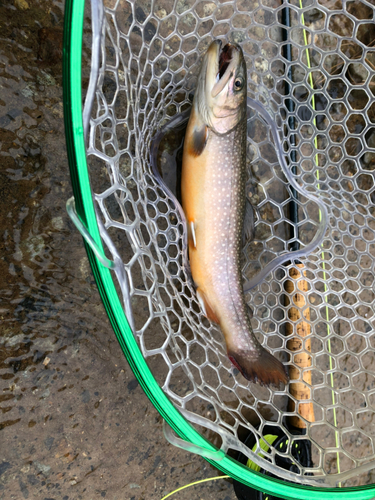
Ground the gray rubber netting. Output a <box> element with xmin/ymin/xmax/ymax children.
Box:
<box><xmin>83</xmin><ymin>0</ymin><xmax>375</xmax><ymax>487</ymax></box>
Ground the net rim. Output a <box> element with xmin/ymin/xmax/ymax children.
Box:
<box><xmin>62</xmin><ymin>0</ymin><xmax>375</xmax><ymax>497</ymax></box>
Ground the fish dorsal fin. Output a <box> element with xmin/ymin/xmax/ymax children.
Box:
<box><xmin>188</xmin><ymin>121</ymin><xmax>208</xmax><ymax>157</ymax></box>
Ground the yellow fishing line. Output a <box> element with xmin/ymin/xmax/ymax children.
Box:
<box><xmin>299</xmin><ymin>1</ymin><xmax>341</xmax><ymax>477</ymax></box>
<box><xmin>160</xmin><ymin>475</ymin><xmax>230</xmax><ymax>500</ymax></box>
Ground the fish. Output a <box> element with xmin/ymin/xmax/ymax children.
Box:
<box><xmin>181</xmin><ymin>40</ymin><xmax>288</xmax><ymax>387</ymax></box>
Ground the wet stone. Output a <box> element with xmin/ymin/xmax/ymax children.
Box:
<box><xmin>81</xmin><ymin>390</ymin><xmax>90</xmax><ymax>403</ymax></box>
<box><xmin>44</xmin><ymin>436</ymin><xmax>54</xmax><ymax>450</ymax></box>
<box><xmin>19</xmin><ymin>480</ymin><xmax>29</xmax><ymax>498</ymax></box>
<box><xmin>27</xmin><ymin>475</ymin><xmax>39</xmax><ymax>486</ymax></box>
<box><xmin>37</xmin><ymin>28</ymin><xmax>63</xmax><ymax>67</ymax></box>
<box><xmin>127</xmin><ymin>379</ymin><xmax>139</xmax><ymax>392</ymax></box>
<box><xmin>0</xmin><ymin>462</ymin><xmax>11</xmax><ymax>477</ymax></box>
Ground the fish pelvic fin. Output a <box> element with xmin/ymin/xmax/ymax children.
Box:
<box><xmin>197</xmin><ymin>288</ymin><xmax>220</xmax><ymax>324</ymax></box>
<box><xmin>228</xmin><ymin>347</ymin><xmax>288</xmax><ymax>388</ymax></box>
<box><xmin>188</xmin><ymin>220</ymin><xmax>197</xmax><ymax>248</ymax></box>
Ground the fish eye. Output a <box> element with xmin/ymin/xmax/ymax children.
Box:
<box><xmin>234</xmin><ymin>77</ymin><xmax>244</xmax><ymax>91</ymax></box>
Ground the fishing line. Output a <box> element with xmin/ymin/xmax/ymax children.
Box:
<box><xmin>160</xmin><ymin>475</ymin><xmax>230</xmax><ymax>500</ymax></box>
<box><xmin>298</xmin><ymin>0</ymin><xmax>341</xmax><ymax>478</ymax></box>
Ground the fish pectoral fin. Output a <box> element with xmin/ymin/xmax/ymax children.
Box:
<box><xmin>242</xmin><ymin>198</ymin><xmax>255</xmax><ymax>245</ymax></box>
<box><xmin>197</xmin><ymin>288</ymin><xmax>220</xmax><ymax>324</ymax></box>
<box><xmin>188</xmin><ymin>122</ymin><xmax>208</xmax><ymax>157</ymax></box>
<box><xmin>188</xmin><ymin>220</ymin><xmax>197</xmax><ymax>248</ymax></box>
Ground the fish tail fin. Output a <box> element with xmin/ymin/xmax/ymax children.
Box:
<box><xmin>228</xmin><ymin>347</ymin><xmax>288</xmax><ymax>388</ymax></box>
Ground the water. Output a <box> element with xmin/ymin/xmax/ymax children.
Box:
<box><xmin>0</xmin><ymin>1</ymin><xmax>235</xmax><ymax>498</ymax></box>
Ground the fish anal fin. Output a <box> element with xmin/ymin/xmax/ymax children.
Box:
<box><xmin>188</xmin><ymin>124</ymin><xmax>208</xmax><ymax>157</ymax></box>
<box><xmin>228</xmin><ymin>347</ymin><xmax>288</xmax><ymax>388</ymax></box>
<box><xmin>197</xmin><ymin>288</ymin><xmax>220</xmax><ymax>324</ymax></box>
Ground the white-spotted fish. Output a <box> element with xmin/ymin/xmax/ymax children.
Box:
<box><xmin>181</xmin><ymin>40</ymin><xmax>288</xmax><ymax>387</ymax></box>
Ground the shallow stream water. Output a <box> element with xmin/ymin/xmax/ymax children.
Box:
<box><xmin>0</xmin><ymin>1</ymin><xmax>235</xmax><ymax>498</ymax></box>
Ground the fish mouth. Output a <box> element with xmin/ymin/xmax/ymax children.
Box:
<box><xmin>209</xmin><ymin>41</ymin><xmax>240</xmax><ymax>98</ymax></box>
<box><xmin>196</xmin><ymin>40</ymin><xmax>245</xmax><ymax>133</ymax></box>
<box><xmin>218</xmin><ymin>43</ymin><xmax>235</xmax><ymax>80</ymax></box>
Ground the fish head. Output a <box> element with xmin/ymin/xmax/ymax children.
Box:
<box><xmin>195</xmin><ymin>40</ymin><xmax>247</xmax><ymax>135</ymax></box>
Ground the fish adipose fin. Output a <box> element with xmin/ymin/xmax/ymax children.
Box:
<box><xmin>197</xmin><ymin>288</ymin><xmax>220</xmax><ymax>324</ymax></box>
<box><xmin>228</xmin><ymin>347</ymin><xmax>288</xmax><ymax>388</ymax></box>
<box><xmin>188</xmin><ymin>123</ymin><xmax>208</xmax><ymax>157</ymax></box>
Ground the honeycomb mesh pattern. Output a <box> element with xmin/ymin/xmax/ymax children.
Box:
<box><xmin>85</xmin><ymin>0</ymin><xmax>375</xmax><ymax>487</ymax></box>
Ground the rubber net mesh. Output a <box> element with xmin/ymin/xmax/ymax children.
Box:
<box><xmin>84</xmin><ymin>0</ymin><xmax>375</xmax><ymax>487</ymax></box>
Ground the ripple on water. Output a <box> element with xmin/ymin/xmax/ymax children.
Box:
<box><xmin>0</xmin><ymin>0</ymin><xmax>105</xmax><ymax>436</ymax></box>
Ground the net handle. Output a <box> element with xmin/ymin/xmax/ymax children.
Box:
<box><xmin>286</xmin><ymin>264</ymin><xmax>315</xmax><ymax>427</ymax></box>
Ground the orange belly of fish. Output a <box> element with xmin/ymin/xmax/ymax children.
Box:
<box><xmin>181</xmin><ymin>121</ymin><xmax>220</xmax><ymax>324</ymax></box>
<box><xmin>181</xmin><ymin>147</ymin><xmax>209</xmax><ymax>288</ymax></box>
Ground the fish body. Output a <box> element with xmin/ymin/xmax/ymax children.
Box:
<box><xmin>181</xmin><ymin>40</ymin><xmax>288</xmax><ymax>387</ymax></box>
